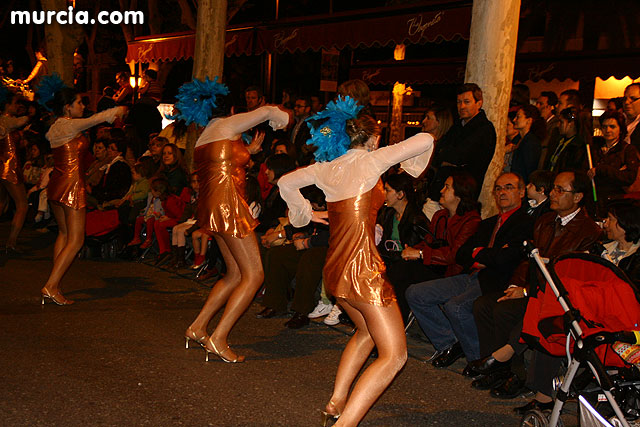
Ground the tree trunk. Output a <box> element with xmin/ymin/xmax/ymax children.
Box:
<box><xmin>192</xmin><ymin>0</ymin><xmax>227</xmax><ymax>80</ymax></box>
<box><xmin>40</xmin><ymin>0</ymin><xmax>84</xmax><ymax>86</ymax></box>
<box><xmin>465</xmin><ymin>0</ymin><xmax>521</xmax><ymax>218</ymax></box>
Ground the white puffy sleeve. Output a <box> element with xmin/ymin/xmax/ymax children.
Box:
<box><xmin>46</xmin><ymin>107</ymin><xmax>122</xmax><ymax>147</ymax></box>
<box><xmin>369</xmin><ymin>132</ymin><xmax>434</xmax><ymax>178</ymax></box>
<box><xmin>278</xmin><ymin>165</ymin><xmax>319</xmax><ymax>228</ymax></box>
<box><xmin>197</xmin><ymin>105</ymin><xmax>290</xmax><ymax>146</ymax></box>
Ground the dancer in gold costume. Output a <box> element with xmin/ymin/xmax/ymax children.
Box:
<box><xmin>279</xmin><ymin>97</ymin><xmax>434</xmax><ymax>426</ymax></box>
<box><xmin>0</xmin><ymin>90</ymin><xmax>30</xmax><ymax>252</ymax></box>
<box><xmin>180</xmin><ymin>78</ymin><xmax>291</xmax><ymax>363</ymax></box>
<box><xmin>41</xmin><ymin>85</ymin><xmax>125</xmax><ymax>305</ymax></box>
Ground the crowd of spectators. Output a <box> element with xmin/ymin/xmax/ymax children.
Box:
<box><xmin>3</xmin><ymin>70</ymin><xmax>640</xmax><ymax>415</ymax></box>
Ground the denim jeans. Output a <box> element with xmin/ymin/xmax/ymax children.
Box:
<box><xmin>406</xmin><ymin>272</ymin><xmax>482</xmax><ymax>361</ymax></box>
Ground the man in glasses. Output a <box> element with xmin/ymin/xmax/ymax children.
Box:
<box><xmin>406</xmin><ymin>172</ymin><xmax>533</xmax><ymax>374</ymax></box>
<box><xmin>623</xmin><ymin>83</ymin><xmax>640</xmax><ymax>150</ymax></box>
<box><xmin>290</xmin><ymin>96</ymin><xmax>313</xmax><ymax>165</ymax></box>
<box><xmin>470</xmin><ymin>171</ymin><xmax>601</xmax><ymax>411</ymax></box>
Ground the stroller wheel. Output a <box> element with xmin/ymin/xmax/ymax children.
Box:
<box><xmin>520</xmin><ymin>409</ymin><xmax>563</xmax><ymax>427</ymax></box>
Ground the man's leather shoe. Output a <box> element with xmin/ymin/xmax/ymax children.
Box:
<box><xmin>432</xmin><ymin>342</ymin><xmax>464</xmax><ymax>368</ymax></box>
<box><xmin>256</xmin><ymin>307</ymin><xmax>280</xmax><ymax>318</ymax></box>
<box><xmin>471</xmin><ymin>369</ymin><xmax>511</xmax><ymax>390</ymax></box>
<box><xmin>490</xmin><ymin>372</ymin><xmax>526</xmax><ymax>399</ymax></box>
<box><xmin>469</xmin><ymin>355</ymin><xmax>511</xmax><ymax>375</ymax></box>
<box><xmin>462</xmin><ymin>362</ymin><xmax>482</xmax><ymax>378</ymax></box>
<box><xmin>513</xmin><ymin>399</ymin><xmax>554</xmax><ymax>415</ymax></box>
<box><xmin>284</xmin><ymin>312</ymin><xmax>310</xmax><ymax>329</ymax></box>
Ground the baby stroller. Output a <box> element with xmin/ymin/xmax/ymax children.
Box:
<box><xmin>519</xmin><ymin>245</ymin><xmax>640</xmax><ymax>427</ymax></box>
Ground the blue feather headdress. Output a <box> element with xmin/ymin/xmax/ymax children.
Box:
<box><xmin>168</xmin><ymin>76</ymin><xmax>229</xmax><ymax>127</ymax></box>
<box><xmin>305</xmin><ymin>96</ymin><xmax>363</xmax><ymax>162</ymax></box>
<box><xmin>35</xmin><ymin>73</ymin><xmax>67</xmax><ymax>111</ymax></box>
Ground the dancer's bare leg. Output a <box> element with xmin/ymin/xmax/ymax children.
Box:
<box><xmin>42</xmin><ymin>205</ymin><xmax>85</xmax><ymax>298</ymax></box>
<box><xmin>50</xmin><ymin>203</ymin><xmax>67</xmax><ymax>262</ymax></box>
<box><xmin>329</xmin><ymin>298</ymin><xmax>407</xmax><ymax>427</ymax></box>
<box><xmin>187</xmin><ymin>233</ymin><xmax>241</xmax><ymax>337</ymax></box>
<box><xmin>2</xmin><ymin>180</ymin><xmax>27</xmax><ymax>248</ymax></box>
<box><xmin>207</xmin><ymin>232</ymin><xmax>264</xmax><ymax>360</ymax></box>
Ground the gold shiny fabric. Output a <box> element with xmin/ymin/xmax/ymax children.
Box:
<box><xmin>48</xmin><ymin>135</ymin><xmax>89</xmax><ymax>210</ymax></box>
<box><xmin>323</xmin><ymin>180</ymin><xmax>396</xmax><ymax>306</ymax></box>
<box><xmin>0</xmin><ymin>132</ymin><xmax>23</xmax><ymax>185</ymax></box>
<box><xmin>194</xmin><ymin>140</ymin><xmax>257</xmax><ymax>238</ymax></box>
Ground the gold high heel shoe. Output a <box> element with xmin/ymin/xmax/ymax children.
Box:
<box><xmin>184</xmin><ymin>327</ymin><xmax>207</xmax><ymax>349</ymax></box>
<box><xmin>204</xmin><ymin>337</ymin><xmax>245</xmax><ymax>363</ymax></box>
<box><xmin>41</xmin><ymin>288</ymin><xmax>74</xmax><ymax>306</ymax></box>
<box><xmin>320</xmin><ymin>401</ymin><xmax>341</xmax><ymax>427</ymax></box>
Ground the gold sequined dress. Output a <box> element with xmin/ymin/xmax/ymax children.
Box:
<box><xmin>194</xmin><ymin>139</ymin><xmax>257</xmax><ymax>238</ymax></box>
<box><xmin>0</xmin><ymin>131</ymin><xmax>23</xmax><ymax>185</ymax></box>
<box><xmin>278</xmin><ymin>133</ymin><xmax>435</xmax><ymax>306</ymax></box>
<box><xmin>47</xmin><ymin>134</ymin><xmax>89</xmax><ymax>209</ymax></box>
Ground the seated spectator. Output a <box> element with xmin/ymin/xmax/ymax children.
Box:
<box><xmin>116</xmin><ymin>158</ymin><xmax>154</xmax><ymax>229</ymax></box>
<box><xmin>420</xmin><ymin>104</ymin><xmax>454</xmax><ymax>220</ymax></box>
<box><xmin>470</xmin><ymin>171</ymin><xmax>602</xmax><ymax>410</ymax></box>
<box><xmin>548</xmin><ymin>107</ymin><xmax>587</xmax><ymax>173</ymax></box>
<box><xmin>155</xmin><ymin>143</ymin><xmax>189</xmax><ymax>196</ymax></box>
<box><xmin>388</xmin><ymin>172</ymin><xmax>480</xmax><ymax>322</ymax></box>
<box><xmin>525</xmin><ymin>170</ymin><xmax>553</xmax><ymax>221</ymax></box>
<box><xmin>85</xmin><ymin>139</ymin><xmax>109</xmax><ymax>190</ymax></box>
<box><xmin>128</xmin><ymin>178</ymin><xmax>184</xmax><ymax>263</ymax></box>
<box><xmin>190</xmin><ymin>228</ymin><xmax>210</xmax><ymax>270</ymax></box>
<box><xmin>257</xmin><ymin>186</ymin><xmax>329</xmax><ymax>329</ymax></box>
<box><xmin>510</xmin><ymin>105</ymin><xmax>545</xmax><ymax>182</ymax></box>
<box><xmin>256</xmin><ymin>153</ymin><xmax>296</xmax><ymax>234</ymax></box>
<box><xmin>406</xmin><ymin>172</ymin><xmax>534</xmax><ymax>373</ymax></box>
<box><xmin>90</xmin><ymin>138</ymin><xmax>132</xmax><ymax>207</ymax></box>
<box><xmin>592</xmin><ymin>200</ymin><xmax>640</xmax><ymax>284</ymax></box>
<box><xmin>139</xmin><ymin>134</ymin><xmax>167</xmax><ymax>175</ymax></box>
<box><xmin>23</xmin><ymin>139</ymin><xmax>47</xmax><ymax>190</ymax></box>
<box><xmin>589</xmin><ymin>111</ymin><xmax>640</xmax><ymax>215</ymax></box>
<box><xmin>169</xmin><ymin>173</ymin><xmax>200</xmax><ymax>269</ymax></box>
<box><xmin>27</xmin><ymin>153</ymin><xmax>54</xmax><ymax>225</ymax></box>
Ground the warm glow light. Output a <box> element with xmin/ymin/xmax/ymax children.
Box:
<box><xmin>594</xmin><ymin>76</ymin><xmax>640</xmax><ymax>99</ymax></box>
<box><xmin>394</xmin><ymin>44</ymin><xmax>406</xmax><ymax>61</ymax></box>
<box><xmin>129</xmin><ymin>77</ymin><xmax>142</xmax><ymax>88</ymax></box>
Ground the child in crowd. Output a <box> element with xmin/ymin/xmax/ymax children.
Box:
<box><xmin>114</xmin><ymin>159</ymin><xmax>153</xmax><ymax>225</ymax></box>
<box><xmin>27</xmin><ymin>154</ymin><xmax>54</xmax><ymax>224</ymax></box>
<box><xmin>128</xmin><ymin>178</ymin><xmax>183</xmax><ymax>253</ymax></box>
<box><xmin>190</xmin><ymin>227</ymin><xmax>210</xmax><ymax>270</ymax></box>
<box><xmin>169</xmin><ymin>173</ymin><xmax>199</xmax><ymax>269</ymax></box>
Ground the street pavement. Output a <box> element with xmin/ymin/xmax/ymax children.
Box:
<box><xmin>0</xmin><ymin>223</ymin><xmax>576</xmax><ymax>426</ymax></box>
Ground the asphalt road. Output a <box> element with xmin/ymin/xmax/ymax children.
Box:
<box><xmin>0</xmin><ymin>223</ymin><xmax>574</xmax><ymax>426</ymax></box>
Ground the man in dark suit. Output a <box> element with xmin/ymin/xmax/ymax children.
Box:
<box><xmin>471</xmin><ymin>171</ymin><xmax>602</xmax><ymax>402</ymax></box>
<box><xmin>624</xmin><ymin>83</ymin><xmax>640</xmax><ymax>152</ymax></box>
<box><xmin>406</xmin><ymin>172</ymin><xmax>534</xmax><ymax>373</ymax></box>
<box><xmin>429</xmin><ymin>83</ymin><xmax>497</xmax><ymax>196</ymax></box>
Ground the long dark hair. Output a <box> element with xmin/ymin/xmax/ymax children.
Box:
<box><xmin>450</xmin><ymin>171</ymin><xmax>479</xmax><ymax>216</ymax></box>
<box><xmin>519</xmin><ymin>104</ymin><xmax>547</xmax><ymax>141</ymax></box>
<box><xmin>50</xmin><ymin>87</ymin><xmax>78</xmax><ymax>117</ymax></box>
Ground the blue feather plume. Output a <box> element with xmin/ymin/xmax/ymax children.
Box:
<box><xmin>305</xmin><ymin>96</ymin><xmax>363</xmax><ymax>162</ymax></box>
<box><xmin>35</xmin><ymin>73</ymin><xmax>67</xmax><ymax>111</ymax></box>
<box><xmin>168</xmin><ymin>76</ymin><xmax>229</xmax><ymax>127</ymax></box>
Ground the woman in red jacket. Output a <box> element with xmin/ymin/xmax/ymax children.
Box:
<box><xmin>386</xmin><ymin>171</ymin><xmax>481</xmax><ymax>322</ymax></box>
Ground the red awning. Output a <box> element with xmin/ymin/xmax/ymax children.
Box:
<box><xmin>255</xmin><ymin>6</ymin><xmax>471</xmax><ymax>54</ymax></box>
<box><xmin>125</xmin><ymin>29</ymin><xmax>254</xmax><ymax>63</ymax></box>
<box><xmin>350</xmin><ymin>51</ymin><xmax>640</xmax><ymax>85</ymax></box>
<box><xmin>350</xmin><ymin>60</ymin><xmax>466</xmax><ymax>85</ymax></box>
<box><xmin>513</xmin><ymin>52</ymin><xmax>640</xmax><ymax>82</ymax></box>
